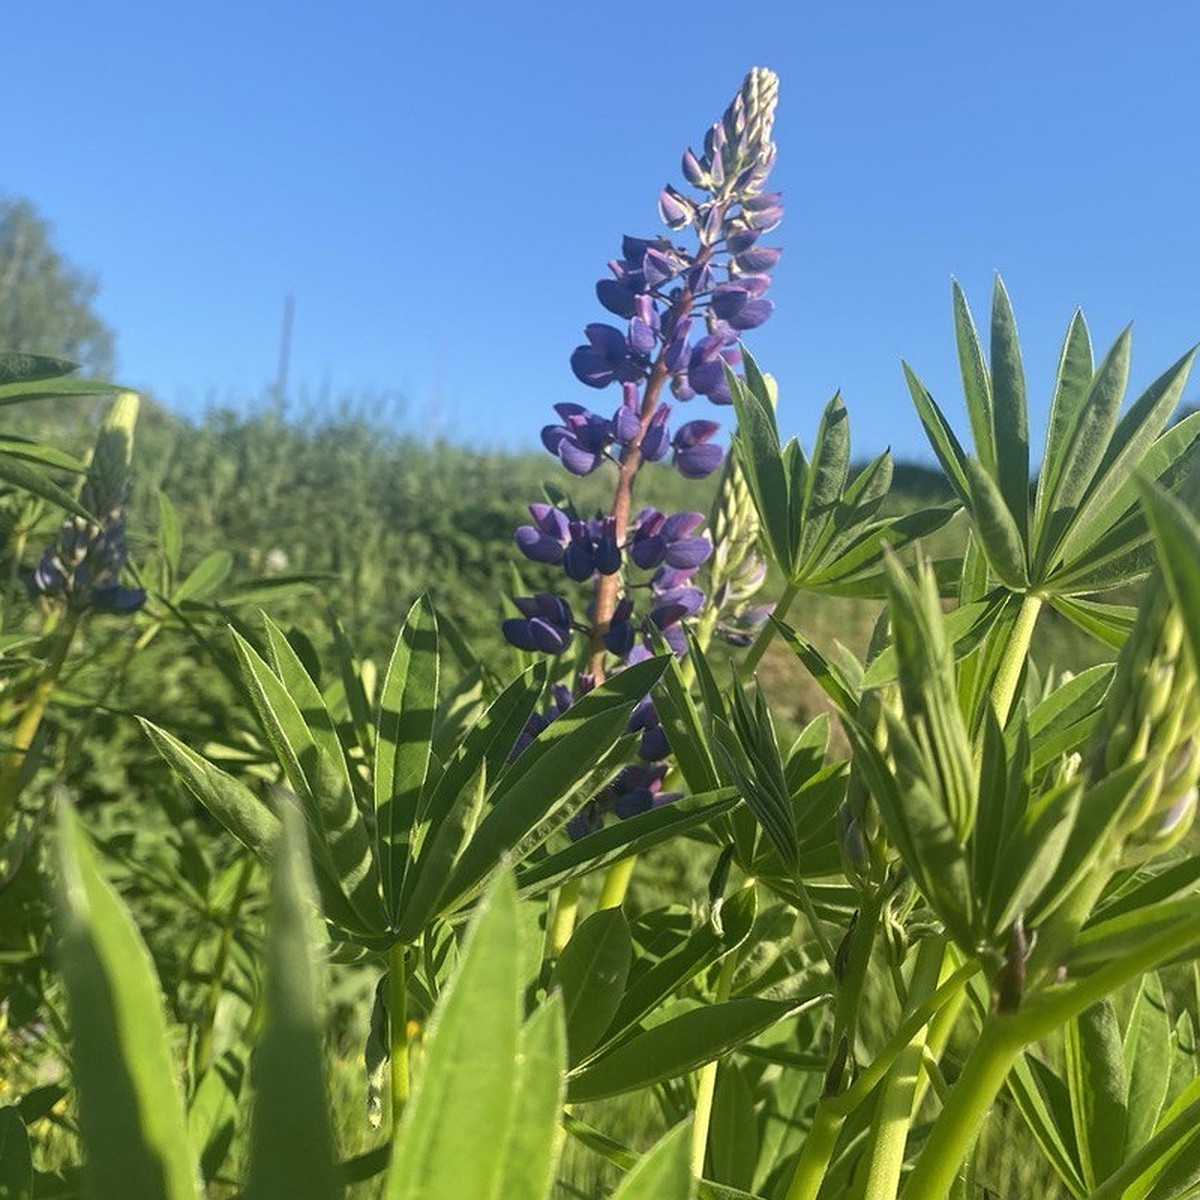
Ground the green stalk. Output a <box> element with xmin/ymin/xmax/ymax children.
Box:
<box><xmin>0</xmin><ymin>610</ymin><xmax>81</xmax><ymax>842</ymax></box>
<box><xmin>738</xmin><ymin>579</ymin><xmax>800</xmax><ymax>681</ymax></box>
<box><xmin>193</xmin><ymin>852</ymin><xmax>257</xmax><ymax>1081</ymax></box>
<box><xmin>545</xmin><ymin>877</ymin><xmax>583</xmax><ymax>960</ymax></box>
<box><xmin>785</xmin><ymin>1101</ymin><xmax>844</xmax><ymax>1200</ymax></box>
<box><xmin>904</xmin><ymin>909</ymin><xmax>1200</xmax><ymax>1198</ymax></box>
<box><xmin>388</xmin><ymin>941</ymin><xmax>410</xmax><ymax>1129</ymax></box>
<box><xmin>690</xmin><ymin>945</ymin><xmax>741</xmax><ymax>1177</ymax></box>
<box><xmin>989</xmin><ymin>592</ymin><xmax>1043</xmax><ymax>726</ymax></box>
<box><xmin>899</xmin><ymin>1017</ymin><xmax>1023</xmax><ymax>1199</ymax></box>
<box><xmin>597</xmin><ymin>855</ymin><xmax>637</xmax><ymax>910</ymax></box>
<box><xmin>858</xmin><ymin>937</ymin><xmax>946</xmax><ymax>1200</ymax></box>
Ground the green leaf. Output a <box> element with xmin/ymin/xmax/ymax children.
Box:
<box><xmin>232</xmin><ymin>631</ymin><xmax>384</xmax><ymax>932</ymax></box>
<box><xmin>1034</xmin><ymin>327</ymin><xmax>1131</xmax><ymax>572</ymax></box>
<box><xmin>600</xmin><ymin>887</ymin><xmax>757</xmax><ymax>1054</ymax></box>
<box><xmin>387</xmin><ymin>873</ymin><xmax>538</xmax><ymax>1200</ymax></box>
<box><xmin>172</xmin><ymin>551</ymin><xmax>233</xmax><ymax>603</ymax></box>
<box><xmin>1059</xmin><ymin>351</ymin><xmax>1196</xmax><ymax>567</ymax></box>
<box><xmin>52</xmin><ymin>804</ymin><xmax>200</xmax><ymax>1200</ymax></box>
<box><xmin>653</xmin><ymin>654</ymin><xmax>720</xmax><ymax>793</ymax></box>
<box><xmin>567</xmin><ymin>997</ymin><xmax>805</xmax><ymax>1103</ymax></box>
<box><xmin>1007</xmin><ymin>1053</ymin><xmax>1088</xmax><ymax>1197</ymax></box>
<box><xmin>964</xmin><ymin>457</ymin><xmax>1028</xmax><ymax>588</ymax></box>
<box><xmin>771</xmin><ymin>620</ymin><xmax>858</xmax><ymax>716</ymax></box>
<box><xmin>986</xmin><ymin>781</ymin><xmax>1080</xmax><ymax>935</ymax></box>
<box><xmin>1048</xmin><ymin>596</ymin><xmax>1136</xmax><ymax>651</ymax></box>
<box><xmin>156</xmin><ymin>489</ymin><xmax>183</xmax><ymax>574</ymax></box>
<box><xmin>611</xmin><ymin>1122</ymin><xmax>695</xmax><ymax>1200</ymax></box>
<box><xmin>710</xmin><ymin>1063</ymin><xmax>759</xmax><ymax>1190</ymax></box>
<box><xmin>0</xmin><ymin>351</ymin><xmax>79</xmax><ymax>384</ymax></box>
<box><xmin>1034</xmin><ymin>309</ymin><xmax>1094</xmax><ymax>540</ymax></box>
<box><xmin>0</xmin><ymin>375</ymin><xmax>118</xmax><ymax>406</ymax></box>
<box><xmin>443</xmin><ymin>657</ymin><xmax>668</xmax><ymax>907</ymax></box>
<box><xmin>903</xmin><ymin>362</ymin><xmax>972</xmax><ymax>507</ymax></box>
<box><xmin>138</xmin><ymin>719</ymin><xmax>280</xmax><ymax>859</ymax></box>
<box><xmin>554</xmin><ymin>909</ymin><xmax>633</xmax><ymax>1065</ymax></box>
<box><xmin>1124</xmin><ymin>973</ymin><xmax>1173</xmax><ymax>1160</ymax></box>
<box><xmin>0</xmin><ymin>1108</ymin><xmax>32</xmax><ymax>1200</ymax></box>
<box><xmin>515</xmin><ymin>789</ymin><xmax>739</xmax><ymax>897</ymax></box>
<box><xmin>990</xmin><ymin>276</ymin><xmax>1031</xmax><ymax>544</ymax></box>
<box><xmin>1068</xmin><ymin>896</ymin><xmax>1200</xmax><ymax>975</ymax></box>
<box><xmin>245</xmin><ymin>814</ymin><xmax>338</xmax><ymax>1200</ymax></box>
<box><xmin>729</xmin><ymin>357</ymin><xmax>794</xmax><ymax>574</ymax></box>
<box><xmin>798</xmin><ymin>393</ymin><xmax>850</xmax><ymax>565</ymax></box>
<box><xmin>375</xmin><ymin>595</ymin><xmax>440</xmax><ymax>917</ymax></box>
<box><xmin>495</xmin><ymin>997</ymin><xmax>568</xmax><ymax>1200</ymax></box>
<box><xmin>188</xmin><ymin>1052</ymin><xmax>243</xmax><ymax>1182</ymax></box>
<box><xmin>952</xmin><ymin>279</ymin><xmax>996</xmax><ymax>475</ymax></box>
<box><xmin>0</xmin><ymin>453</ymin><xmax>92</xmax><ymax>521</ymax></box>
<box><xmin>1066</xmin><ymin>1000</ymin><xmax>1128</xmax><ymax>1190</ymax></box>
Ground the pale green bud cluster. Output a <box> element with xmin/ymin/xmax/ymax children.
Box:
<box><xmin>1089</xmin><ymin>590</ymin><xmax>1200</xmax><ymax>856</ymax></box>
<box><xmin>80</xmin><ymin>391</ymin><xmax>138</xmax><ymax>516</ymax></box>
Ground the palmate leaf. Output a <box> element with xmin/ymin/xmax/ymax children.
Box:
<box><xmin>515</xmin><ymin>789</ymin><xmax>738</xmax><ymax>897</ymax></box>
<box><xmin>439</xmin><ymin>656</ymin><xmax>669</xmax><ymax>911</ymax></box>
<box><xmin>52</xmin><ymin>804</ymin><xmax>199</xmax><ymax>1200</ymax></box>
<box><xmin>231</xmin><ymin>629</ymin><xmax>386</xmax><ymax>933</ymax></box>
<box><xmin>245</xmin><ymin>813</ymin><xmax>338</xmax><ymax>1200</ymax></box>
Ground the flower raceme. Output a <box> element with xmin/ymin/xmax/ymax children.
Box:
<box><xmin>504</xmin><ymin>68</ymin><xmax>782</xmax><ymax>835</ymax></box>
<box><xmin>29</xmin><ymin>509</ymin><xmax>146</xmax><ymax>616</ymax></box>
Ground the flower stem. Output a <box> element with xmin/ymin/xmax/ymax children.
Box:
<box><xmin>738</xmin><ymin>578</ymin><xmax>800</xmax><ymax>681</ymax></box>
<box><xmin>596</xmin><ymin>855</ymin><xmax>637</xmax><ymax>909</ymax></box>
<box><xmin>989</xmin><ymin>592</ymin><xmax>1043</xmax><ymax>726</ymax></box>
<box><xmin>899</xmin><ymin>1018</ymin><xmax>1023</xmax><ymax>1199</ymax></box>
<box><xmin>785</xmin><ymin>1101</ymin><xmax>844</xmax><ymax>1200</ymax></box>
<box><xmin>0</xmin><ymin>610</ymin><xmax>81</xmax><ymax>843</ymax></box>
<box><xmin>858</xmin><ymin>937</ymin><xmax>946</xmax><ymax>1200</ymax></box>
<box><xmin>690</xmin><ymin>943</ymin><xmax>741</xmax><ymax>1177</ymax></box>
<box><xmin>388</xmin><ymin>941</ymin><xmax>410</xmax><ymax>1129</ymax></box>
<box><xmin>193</xmin><ymin>852</ymin><xmax>257</xmax><ymax>1081</ymax></box>
<box><xmin>545</xmin><ymin>877</ymin><xmax>583</xmax><ymax>960</ymax></box>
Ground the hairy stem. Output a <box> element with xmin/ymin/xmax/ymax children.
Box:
<box><xmin>0</xmin><ymin>610</ymin><xmax>81</xmax><ymax>841</ymax></box>
<box><xmin>738</xmin><ymin>578</ymin><xmax>800</xmax><ymax>681</ymax></box>
<box><xmin>388</xmin><ymin>941</ymin><xmax>410</xmax><ymax>1129</ymax></box>
<box><xmin>690</xmin><ymin>943</ymin><xmax>741</xmax><ymax>1176</ymax></box>
<box><xmin>858</xmin><ymin>937</ymin><xmax>946</xmax><ymax>1200</ymax></box>
<box><xmin>193</xmin><ymin>852</ymin><xmax>257</xmax><ymax>1081</ymax></box>
<box><xmin>989</xmin><ymin>592</ymin><xmax>1043</xmax><ymax>726</ymax></box>
<box><xmin>596</xmin><ymin>855</ymin><xmax>637</xmax><ymax>910</ymax></box>
<box><xmin>545</xmin><ymin>877</ymin><xmax>583</xmax><ymax>960</ymax></box>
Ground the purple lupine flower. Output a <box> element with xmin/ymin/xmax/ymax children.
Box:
<box><xmin>503</xmin><ymin>593</ymin><xmax>575</xmax><ymax>654</ymax></box>
<box><xmin>672</xmin><ymin>421</ymin><xmax>724</xmax><ymax>478</ymax></box>
<box><xmin>711</xmin><ymin>280</ymin><xmax>774</xmax><ymax>331</ymax></box>
<box><xmin>570</xmin><ymin>324</ymin><xmax>640</xmax><ymax>390</ymax></box>
<box><xmin>640</xmin><ymin>404</ymin><xmax>672</xmax><ymax>461</ymax></box>
<box><xmin>610</xmin><ymin>763</ymin><xmax>682</xmax><ymax>819</ymax></box>
<box><xmin>564</xmin><ymin>517</ymin><xmax>621</xmax><ymax>582</ymax></box>
<box><xmin>628</xmin><ymin>509</ymin><xmax>712</xmax><ymax>571</ymax></box>
<box><xmin>541</xmin><ymin>403</ymin><xmax>614</xmax><ymax>475</ymax></box>
<box><xmin>603</xmin><ymin>595</ymin><xmax>637</xmax><ymax>659</ymax></box>
<box><xmin>629</xmin><ymin>696</ymin><xmax>670</xmax><ymax>761</ymax></box>
<box><xmin>685</xmin><ymin>335</ymin><xmax>741</xmax><ymax>405</ymax></box>
<box><xmin>514</xmin><ymin>503</ymin><xmax>571</xmax><ymax>564</ymax></box>
<box><xmin>29</xmin><ymin>509</ymin><xmax>146</xmax><ymax>616</ymax></box>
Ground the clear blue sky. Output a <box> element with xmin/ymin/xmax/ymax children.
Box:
<box><xmin>4</xmin><ymin>1</ymin><xmax>1198</xmax><ymax>463</ymax></box>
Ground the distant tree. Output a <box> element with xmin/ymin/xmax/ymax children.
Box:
<box><xmin>0</xmin><ymin>196</ymin><xmax>115</xmax><ymax>375</ymax></box>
